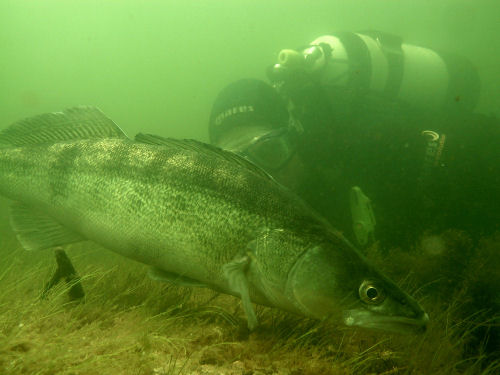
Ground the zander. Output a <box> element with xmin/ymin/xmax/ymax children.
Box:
<box><xmin>0</xmin><ymin>107</ymin><xmax>428</xmax><ymax>332</ymax></box>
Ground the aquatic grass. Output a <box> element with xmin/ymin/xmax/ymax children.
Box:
<box><xmin>0</xmin><ymin>232</ymin><xmax>499</xmax><ymax>374</ymax></box>
<box><xmin>340</xmin><ymin>338</ymin><xmax>393</xmax><ymax>374</ymax></box>
<box><xmin>0</xmin><ymin>249</ymin><xmax>197</xmax><ymax>374</ymax></box>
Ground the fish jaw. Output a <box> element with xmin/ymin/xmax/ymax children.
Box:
<box><xmin>286</xmin><ymin>243</ymin><xmax>429</xmax><ymax>333</ymax></box>
<box><xmin>343</xmin><ymin>309</ymin><xmax>429</xmax><ymax>334</ymax></box>
<box><xmin>343</xmin><ymin>276</ymin><xmax>429</xmax><ymax>333</ymax></box>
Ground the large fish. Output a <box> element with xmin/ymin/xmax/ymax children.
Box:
<box><xmin>0</xmin><ymin>107</ymin><xmax>428</xmax><ymax>332</ymax></box>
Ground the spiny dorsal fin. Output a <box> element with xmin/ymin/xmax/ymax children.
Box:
<box><xmin>0</xmin><ymin>106</ymin><xmax>128</xmax><ymax>147</ymax></box>
<box><xmin>135</xmin><ymin>133</ymin><xmax>275</xmax><ymax>181</ymax></box>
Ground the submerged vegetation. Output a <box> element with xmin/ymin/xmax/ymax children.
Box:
<box><xmin>0</xmin><ymin>230</ymin><xmax>498</xmax><ymax>374</ymax></box>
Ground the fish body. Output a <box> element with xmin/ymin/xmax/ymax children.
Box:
<box><xmin>0</xmin><ymin>107</ymin><xmax>428</xmax><ymax>332</ymax></box>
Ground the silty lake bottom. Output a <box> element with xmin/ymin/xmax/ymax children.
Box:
<box><xmin>0</xmin><ymin>208</ymin><xmax>499</xmax><ymax>374</ymax></box>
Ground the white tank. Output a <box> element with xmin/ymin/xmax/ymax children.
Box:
<box><xmin>271</xmin><ymin>31</ymin><xmax>480</xmax><ymax>112</ymax></box>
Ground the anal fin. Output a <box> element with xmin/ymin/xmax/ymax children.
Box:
<box><xmin>148</xmin><ymin>267</ymin><xmax>208</xmax><ymax>288</ymax></box>
<box><xmin>10</xmin><ymin>202</ymin><xmax>84</xmax><ymax>251</ymax></box>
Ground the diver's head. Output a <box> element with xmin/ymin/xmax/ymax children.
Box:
<box><xmin>209</xmin><ymin>79</ymin><xmax>297</xmax><ymax>173</ymax></box>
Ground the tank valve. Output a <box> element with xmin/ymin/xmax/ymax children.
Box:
<box><xmin>278</xmin><ymin>49</ymin><xmax>305</xmax><ymax>68</ymax></box>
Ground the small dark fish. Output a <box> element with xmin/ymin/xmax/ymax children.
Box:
<box><xmin>41</xmin><ymin>248</ymin><xmax>85</xmax><ymax>300</ymax></box>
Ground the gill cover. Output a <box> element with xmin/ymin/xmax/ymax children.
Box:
<box><xmin>286</xmin><ymin>245</ymin><xmax>347</xmax><ymax>320</ymax></box>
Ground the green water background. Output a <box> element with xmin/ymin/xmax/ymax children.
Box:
<box><xmin>0</xmin><ymin>6</ymin><xmax>499</xmax><ymax>365</ymax></box>
<box><xmin>1</xmin><ymin>0</ymin><xmax>499</xmax><ymax>141</ymax></box>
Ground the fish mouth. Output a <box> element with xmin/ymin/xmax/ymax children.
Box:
<box><xmin>343</xmin><ymin>309</ymin><xmax>429</xmax><ymax>334</ymax></box>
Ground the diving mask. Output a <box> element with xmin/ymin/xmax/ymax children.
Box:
<box><xmin>218</xmin><ymin>126</ymin><xmax>295</xmax><ymax>172</ymax></box>
<box><xmin>240</xmin><ymin>127</ymin><xmax>295</xmax><ymax>171</ymax></box>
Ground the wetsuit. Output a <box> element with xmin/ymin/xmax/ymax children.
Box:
<box><xmin>289</xmin><ymin>83</ymin><xmax>500</xmax><ymax>247</ymax></box>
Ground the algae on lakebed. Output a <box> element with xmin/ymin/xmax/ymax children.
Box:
<box><xmin>0</xmin><ymin>231</ymin><xmax>498</xmax><ymax>375</ymax></box>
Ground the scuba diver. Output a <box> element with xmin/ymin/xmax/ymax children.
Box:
<box><xmin>208</xmin><ymin>31</ymin><xmax>500</xmax><ymax>249</ymax></box>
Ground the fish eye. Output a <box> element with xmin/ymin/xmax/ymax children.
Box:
<box><xmin>359</xmin><ymin>280</ymin><xmax>385</xmax><ymax>304</ymax></box>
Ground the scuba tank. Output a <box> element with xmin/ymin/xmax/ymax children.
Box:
<box><xmin>268</xmin><ymin>31</ymin><xmax>480</xmax><ymax>112</ymax></box>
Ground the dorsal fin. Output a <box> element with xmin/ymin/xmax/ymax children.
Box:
<box><xmin>135</xmin><ymin>133</ymin><xmax>275</xmax><ymax>181</ymax></box>
<box><xmin>0</xmin><ymin>106</ymin><xmax>128</xmax><ymax>147</ymax></box>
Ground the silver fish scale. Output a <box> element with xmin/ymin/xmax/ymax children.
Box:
<box><xmin>0</xmin><ymin>137</ymin><xmax>322</xmax><ymax>290</ymax></box>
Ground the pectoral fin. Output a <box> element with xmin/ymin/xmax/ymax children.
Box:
<box><xmin>148</xmin><ymin>267</ymin><xmax>208</xmax><ymax>288</ymax></box>
<box><xmin>9</xmin><ymin>202</ymin><xmax>84</xmax><ymax>251</ymax></box>
<box><xmin>222</xmin><ymin>255</ymin><xmax>258</xmax><ymax>331</ymax></box>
